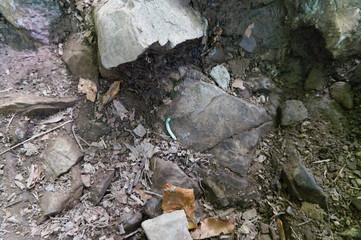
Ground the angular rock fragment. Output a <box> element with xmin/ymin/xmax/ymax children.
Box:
<box><xmin>227</xmin><ymin>59</ymin><xmax>250</xmax><ymax>77</ymax></box>
<box><xmin>141</xmin><ymin>210</ymin><xmax>192</xmax><ymax>240</ymax></box>
<box><xmin>94</xmin><ymin>0</ymin><xmax>206</xmax><ymax>68</ymax></box>
<box><xmin>62</xmin><ymin>34</ymin><xmax>99</xmax><ymax>81</ymax></box>
<box><xmin>121</xmin><ymin>211</ymin><xmax>143</xmax><ymax>233</ymax></box>
<box><xmin>204</xmin><ymin>46</ymin><xmax>230</xmax><ymax>66</ymax></box>
<box><xmin>304</xmin><ymin>67</ymin><xmax>326</xmax><ymax>91</ymax></box>
<box><xmin>210</xmin><ymin>65</ymin><xmax>231</xmax><ymax>90</ymax></box>
<box><xmin>280</xmin><ymin>100</ymin><xmax>308</xmax><ymax>126</ymax></box>
<box><xmin>329</xmin><ymin>81</ymin><xmax>353</xmax><ymax>109</ymax></box>
<box><xmin>198</xmin><ymin>168</ymin><xmax>258</xmax><ymax>208</ymax></box>
<box><xmin>143</xmin><ymin>197</ymin><xmax>163</xmax><ymax>219</ymax></box>
<box><xmin>89</xmin><ymin>170</ymin><xmax>115</xmax><ymax>205</ymax></box>
<box><xmin>150</xmin><ymin>157</ymin><xmax>201</xmax><ymax>197</ymax></box>
<box><xmin>40</xmin><ymin>192</ymin><xmax>70</xmax><ymax>217</ymax></box>
<box><xmin>282</xmin><ymin>150</ymin><xmax>327</xmax><ymax>210</ymax></box>
<box><xmin>133</xmin><ymin>124</ymin><xmax>147</xmax><ymax>138</ymax></box>
<box><xmin>209</xmin><ymin>122</ymin><xmax>272</xmax><ymax>176</ymax></box>
<box><xmin>0</xmin><ymin>94</ymin><xmax>78</xmax><ymax>115</ymax></box>
<box><xmin>42</xmin><ymin>135</ymin><xmax>84</xmax><ymax>177</ymax></box>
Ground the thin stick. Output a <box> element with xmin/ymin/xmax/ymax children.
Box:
<box><xmin>6</xmin><ymin>114</ymin><xmax>16</xmax><ymax>132</ymax></box>
<box><xmin>0</xmin><ymin>87</ymin><xmax>13</xmax><ymax>93</ymax></box>
<box><xmin>144</xmin><ymin>190</ymin><xmax>162</xmax><ymax>198</ymax></box>
<box><xmin>312</xmin><ymin>159</ymin><xmax>331</xmax><ymax>164</ymax></box>
<box><xmin>297</xmin><ymin>219</ymin><xmax>312</xmax><ymax>226</ymax></box>
<box><xmin>330</xmin><ymin>164</ymin><xmax>346</xmax><ymax>184</ymax></box>
<box><xmin>0</xmin><ymin>120</ymin><xmax>73</xmax><ymax>156</ymax></box>
<box><xmin>122</xmin><ymin>229</ymin><xmax>139</xmax><ymax>239</ymax></box>
<box><xmin>78</xmin><ymin>135</ymin><xmax>91</xmax><ymax>146</ymax></box>
<box><xmin>72</xmin><ymin>125</ymin><xmax>84</xmax><ymax>151</ymax></box>
<box><xmin>290</xmin><ymin>226</ymin><xmax>302</xmax><ymax>240</ymax></box>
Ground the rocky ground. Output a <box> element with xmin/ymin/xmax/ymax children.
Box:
<box><xmin>0</xmin><ymin>0</ymin><xmax>360</xmax><ymax>240</ymax></box>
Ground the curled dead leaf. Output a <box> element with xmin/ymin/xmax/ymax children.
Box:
<box><xmin>191</xmin><ymin>218</ymin><xmax>235</xmax><ymax>239</ymax></box>
<box><xmin>78</xmin><ymin>78</ymin><xmax>97</xmax><ymax>102</ymax></box>
<box><xmin>26</xmin><ymin>165</ymin><xmax>43</xmax><ymax>189</ymax></box>
<box><xmin>162</xmin><ymin>184</ymin><xmax>197</xmax><ymax>229</ymax></box>
<box><xmin>232</xmin><ymin>78</ymin><xmax>246</xmax><ymax>90</ymax></box>
<box><xmin>100</xmin><ymin>81</ymin><xmax>121</xmax><ymax>106</ymax></box>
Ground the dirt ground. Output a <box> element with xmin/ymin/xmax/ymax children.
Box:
<box><xmin>0</xmin><ymin>1</ymin><xmax>360</xmax><ymax>240</ymax></box>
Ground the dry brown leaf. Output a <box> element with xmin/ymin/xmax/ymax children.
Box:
<box><xmin>134</xmin><ymin>188</ymin><xmax>152</xmax><ymax>202</ymax></box>
<box><xmin>26</xmin><ymin>165</ymin><xmax>43</xmax><ymax>189</ymax></box>
<box><xmin>191</xmin><ymin>218</ymin><xmax>235</xmax><ymax>239</ymax></box>
<box><xmin>78</xmin><ymin>78</ymin><xmax>97</xmax><ymax>102</ymax></box>
<box><xmin>162</xmin><ymin>184</ymin><xmax>197</xmax><ymax>229</ymax></box>
<box><xmin>232</xmin><ymin>78</ymin><xmax>246</xmax><ymax>90</ymax></box>
<box><xmin>277</xmin><ymin>219</ymin><xmax>286</xmax><ymax>240</ymax></box>
<box><xmin>100</xmin><ymin>81</ymin><xmax>120</xmax><ymax>106</ymax></box>
<box><xmin>244</xmin><ymin>23</ymin><xmax>254</xmax><ymax>38</ymax></box>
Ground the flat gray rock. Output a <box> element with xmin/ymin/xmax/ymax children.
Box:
<box><xmin>209</xmin><ymin>122</ymin><xmax>272</xmax><ymax>176</ymax></box>
<box><xmin>161</xmin><ymin>77</ymin><xmax>270</xmax><ymax>151</ymax></box>
<box><xmin>40</xmin><ymin>192</ymin><xmax>70</xmax><ymax>217</ymax></box>
<box><xmin>0</xmin><ymin>94</ymin><xmax>78</xmax><ymax>116</ymax></box>
<box><xmin>280</xmin><ymin>100</ymin><xmax>308</xmax><ymax>126</ymax></box>
<box><xmin>94</xmin><ymin>0</ymin><xmax>206</xmax><ymax>68</ymax></box>
<box><xmin>141</xmin><ymin>210</ymin><xmax>192</xmax><ymax>240</ymax></box>
<box><xmin>150</xmin><ymin>157</ymin><xmax>201</xmax><ymax>197</ymax></box>
<box><xmin>43</xmin><ymin>135</ymin><xmax>84</xmax><ymax>177</ymax></box>
<box><xmin>198</xmin><ymin>168</ymin><xmax>259</xmax><ymax>208</ymax></box>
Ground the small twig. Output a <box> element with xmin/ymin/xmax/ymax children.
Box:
<box><xmin>72</xmin><ymin>125</ymin><xmax>84</xmax><ymax>151</ymax></box>
<box><xmin>312</xmin><ymin>159</ymin><xmax>331</xmax><ymax>164</ymax></box>
<box><xmin>290</xmin><ymin>226</ymin><xmax>302</xmax><ymax>240</ymax></box>
<box><xmin>297</xmin><ymin>219</ymin><xmax>312</xmax><ymax>226</ymax></box>
<box><xmin>123</xmin><ymin>127</ymin><xmax>137</xmax><ymax>139</ymax></box>
<box><xmin>122</xmin><ymin>229</ymin><xmax>140</xmax><ymax>239</ymax></box>
<box><xmin>0</xmin><ymin>120</ymin><xmax>73</xmax><ymax>156</ymax></box>
<box><xmin>143</xmin><ymin>190</ymin><xmax>162</xmax><ymax>198</ymax></box>
<box><xmin>100</xmin><ymin>137</ymin><xmax>107</xmax><ymax>148</ymax></box>
<box><xmin>330</xmin><ymin>164</ymin><xmax>346</xmax><ymax>185</ymax></box>
<box><xmin>0</xmin><ymin>87</ymin><xmax>13</xmax><ymax>93</ymax></box>
<box><xmin>6</xmin><ymin>114</ymin><xmax>15</xmax><ymax>132</ymax></box>
<box><xmin>129</xmin><ymin>194</ymin><xmax>144</xmax><ymax>206</ymax></box>
<box><xmin>77</xmin><ymin>135</ymin><xmax>91</xmax><ymax>146</ymax></box>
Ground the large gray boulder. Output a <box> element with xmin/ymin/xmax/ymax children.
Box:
<box><xmin>0</xmin><ymin>0</ymin><xmax>62</xmax><ymax>44</ymax></box>
<box><xmin>161</xmin><ymin>77</ymin><xmax>271</xmax><ymax>151</ymax></box>
<box><xmin>94</xmin><ymin>0</ymin><xmax>207</xmax><ymax>69</ymax></box>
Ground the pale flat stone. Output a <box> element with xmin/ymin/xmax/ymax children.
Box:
<box><xmin>141</xmin><ymin>210</ymin><xmax>192</xmax><ymax>240</ymax></box>
<box><xmin>43</xmin><ymin>135</ymin><xmax>84</xmax><ymax>177</ymax></box>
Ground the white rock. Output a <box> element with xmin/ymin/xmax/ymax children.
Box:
<box><xmin>133</xmin><ymin>124</ymin><xmax>147</xmax><ymax>138</ymax></box>
<box><xmin>210</xmin><ymin>65</ymin><xmax>231</xmax><ymax>90</ymax></box>
<box><xmin>94</xmin><ymin>0</ymin><xmax>207</xmax><ymax>69</ymax></box>
<box><xmin>141</xmin><ymin>210</ymin><xmax>192</xmax><ymax>240</ymax></box>
<box><xmin>242</xmin><ymin>208</ymin><xmax>258</xmax><ymax>220</ymax></box>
